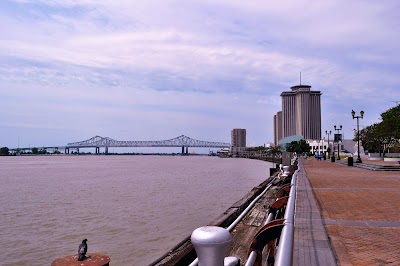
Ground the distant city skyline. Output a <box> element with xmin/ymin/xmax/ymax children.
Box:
<box><xmin>0</xmin><ymin>1</ymin><xmax>399</xmax><ymax>149</ymax></box>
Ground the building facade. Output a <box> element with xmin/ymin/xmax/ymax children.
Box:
<box><xmin>275</xmin><ymin>84</ymin><xmax>322</xmax><ymax>143</ymax></box>
<box><xmin>231</xmin><ymin>128</ymin><xmax>246</xmax><ymax>148</ymax></box>
<box><xmin>273</xmin><ymin>111</ymin><xmax>282</xmax><ymax>146</ymax></box>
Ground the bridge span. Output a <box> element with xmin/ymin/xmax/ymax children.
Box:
<box><xmin>65</xmin><ymin>135</ymin><xmax>230</xmax><ymax>154</ymax></box>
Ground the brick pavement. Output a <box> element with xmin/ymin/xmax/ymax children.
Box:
<box><xmin>300</xmin><ymin>158</ymin><xmax>400</xmax><ymax>266</ymax></box>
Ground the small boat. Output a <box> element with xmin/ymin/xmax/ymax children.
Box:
<box><xmin>217</xmin><ymin>148</ymin><xmax>231</xmax><ymax>158</ymax></box>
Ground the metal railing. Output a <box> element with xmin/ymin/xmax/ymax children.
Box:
<box><xmin>188</xmin><ymin>178</ymin><xmax>276</xmax><ymax>266</ymax></box>
<box><xmin>245</xmin><ymin>165</ymin><xmax>299</xmax><ymax>266</ymax></box>
<box><xmin>187</xmin><ymin>162</ymin><xmax>299</xmax><ymax>266</ymax></box>
<box><xmin>274</xmin><ymin>170</ymin><xmax>298</xmax><ymax>266</ymax></box>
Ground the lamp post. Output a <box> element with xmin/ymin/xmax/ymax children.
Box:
<box><xmin>320</xmin><ymin>138</ymin><xmax>324</xmax><ymax>155</ymax></box>
<box><xmin>334</xmin><ymin>125</ymin><xmax>343</xmax><ymax>160</ymax></box>
<box><xmin>325</xmin><ymin>130</ymin><xmax>331</xmax><ymax>157</ymax></box>
<box><xmin>352</xmin><ymin>110</ymin><xmax>364</xmax><ymax>163</ymax></box>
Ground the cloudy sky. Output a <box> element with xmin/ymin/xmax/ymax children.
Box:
<box><xmin>1</xmin><ymin>0</ymin><xmax>399</xmax><ymax>150</ymax></box>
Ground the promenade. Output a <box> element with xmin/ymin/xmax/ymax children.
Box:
<box><xmin>295</xmin><ymin>158</ymin><xmax>400</xmax><ymax>266</ymax></box>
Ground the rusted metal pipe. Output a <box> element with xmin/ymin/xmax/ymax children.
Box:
<box><xmin>51</xmin><ymin>253</ymin><xmax>110</xmax><ymax>266</ymax></box>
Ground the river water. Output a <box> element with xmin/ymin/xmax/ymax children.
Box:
<box><xmin>0</xmin><ymin>155</ymin><xmax>272</xmax><ymax>265</ymax></box>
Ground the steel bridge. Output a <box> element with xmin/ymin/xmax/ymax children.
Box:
<box><xmin>65</xmin><ymin>135</ymin><xmax>230</xmax><ymax>154</ymax></box>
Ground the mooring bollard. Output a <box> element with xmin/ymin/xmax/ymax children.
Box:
<box><xmin>51</xmin><ymin>253</ymin><xmax>110</xmax><ymax>266</ymax></box>
<box><xmin>191</xmin><ymin>226</ymin><xmax>233</xmax><ymax>266</ymax></box>
<box><xmin>283</xmin><ymin>166</ymin><xmax>290</xmax><ymax>174</ymax></box>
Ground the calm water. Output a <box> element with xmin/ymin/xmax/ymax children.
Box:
<box><xmin>0</xmin><ymin>155</ymin><xmax>272</xmax><ymax>265</ymax></box>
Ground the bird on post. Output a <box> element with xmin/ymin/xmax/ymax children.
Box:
<box><xmin>78</xmin><ymin>239</ymin><xmax>88</xmax><ymax>261</ymax></box>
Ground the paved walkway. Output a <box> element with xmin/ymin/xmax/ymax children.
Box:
<box><xmin>295</xmin><ymin>158</ymin><xmax>400</xmax><ymax>266</ymax></box>
<box><xmin>293</xmin><ymin>160</ymin><xmax>336</xmax><ymax>266</ymax></box>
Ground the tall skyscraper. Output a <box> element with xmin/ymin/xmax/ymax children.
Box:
<box><xmin>231</xmin><ymin>128</ymin><xmax>246</xmax><ymax>148</ymax></box>
<box><xmin>274</xmin><ymin>84</ymin><xmax>321</xmax><ymax>143</ymax></box>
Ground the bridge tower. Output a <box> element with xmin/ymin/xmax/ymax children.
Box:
<box><xmin>181</xmin><ymin>146</ymin><xmax>189</xmax><ymax>154</ymax></box>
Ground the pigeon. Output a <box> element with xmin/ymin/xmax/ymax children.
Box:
<box><xmin>78</xmin><ymin>239</ymin><xmax>88</xmax><ymax>261</ymax></box>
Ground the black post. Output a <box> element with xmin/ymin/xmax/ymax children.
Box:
<box><xmin>352</xmin><ymin>110</ymin><xmax>364</xmax><ymax>163</ymax></box>
<box><xmin>334</xmin><ymin>125</ymin><xmax>342</xmax><ymax>160</ymax></box>
<box><xmin>357</xmin><ymin>117</ymin><xmax>360</xmax><ymax>162</ymax></box>
<box><xmin>325</xmin><ymin>130</ymin><xmax>331</xmax><ymax>157</ymax></box>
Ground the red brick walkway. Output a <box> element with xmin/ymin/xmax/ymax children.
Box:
<box><xmin>300</xmin><ymin>158</ymin><xmax>400</xmax><ymax>266</ymax></box>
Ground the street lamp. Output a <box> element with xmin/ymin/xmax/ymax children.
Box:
<box><xmin>334</xmin><ymin>125</ymin><xmax>343</xmax><ymax>160</ymax></box>
<box><xmin>352</xmin><ymin>110</ymin><xmax>364</xmax><ymax>163</ymax></box>
<box><xmin>320</xmin><ymin>138</ymin><xmax>323</xmax><ymax>155</ymax></box>
<box><xmin>325</xmin><ymin>130</ymin><xmax>332</xmax><ymax>157</ymax></box>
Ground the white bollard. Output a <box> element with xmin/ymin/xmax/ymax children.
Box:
<box><xmin>224</xmin><ymin>256</ymin><xmax>239</xmax><ymax>266</ymax></box>
<box><xmin>283</xmin><ymin>166</ymin><xmax>290</xmax><ymax>174</ymax></box>
<box><xmin>191</xmin><ymin>226</ymin><xmax>232</xmax><ymax>266</ymax></box>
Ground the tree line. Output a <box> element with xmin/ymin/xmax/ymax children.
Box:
<box><xmin>285</xmin><ymin>139</ymin><xmax>312</xmax><ymax>154</ymax></box>
<box><xmin>358</xmin><ymin>105</ymin><xmax>400</xmax><ymax>155</ymax></box>
<box><xmin>0</xmin><ymin>147</ymin><xmax>61</xmax><ymax>156</ymax></box>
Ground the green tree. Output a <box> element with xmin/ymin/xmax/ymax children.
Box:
<box><xmin>359</xmin><ymin>123</ymin><xmax>380</xmax><ymax>153</ymax></box>
<box><xmin>32</xmin><ymin>147</ymin><xmax>39</xmax><ymax>154</ymax></box>
<box><xmin>360</xmin><ymin>105</ymin><xmax>400</xmax><ymax>156</ymax></box>
<box><xmin>286</xmin><ymin>141</ymin><xmax>297</xmax><ymax>152</ymax></box>
<box><xmin>269</xmin><ymin>146</ymin><xmax>282</xmax><ymax>156</ymax></box>
<box><xmin>286</xmin><ymin>139</ymin><xmax>310</xmax><ymax>154</ymax></box>
<box><xmin>378</xmin><ymin>121</ymin><xmax>398</xmax><ymax>155</ymax></box>
<box><xmin>381</xmin><ymin>104</ymin><xmax>400</xmax><ymax>126</ymax></box>
<box><xmin>0</xmin><ymin>147</ymin><xmax>9</xmax><ymax>156</ymax></box>
<box><xmin>299</xmin><ymin>139</ymin><xmax>311</xmax><ymax>153</ymax></box>
<box><xmin>247</xmin><ymin>146</ymin><xmax>267</xmax><ymax>151</ymax></box>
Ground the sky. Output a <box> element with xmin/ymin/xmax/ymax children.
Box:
<box><xmin>1</xmin><ymin>0</ymin><xmax>399</xmax><ymax>151</ymax></box>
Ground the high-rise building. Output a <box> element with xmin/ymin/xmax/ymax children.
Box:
<box><xmin>231</xmin><ymin>128</ymin><xmax>246</xmax><ymax>148</ymax></box>
<box><xmin>274</xmin><ymin>84</ymin><xmax>321</xmax><ymax>143</ymax></box>
<box><xmin>274</xmin><ymin>111</ymin><xmax>282</xmax><ymax>145</ymax></box>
